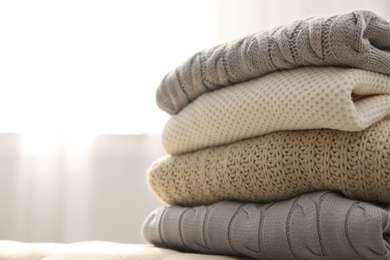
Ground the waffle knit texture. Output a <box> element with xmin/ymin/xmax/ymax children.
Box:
<box><xmin>162</xmin><ymin>67</ymin><xmax>390</xmax><ymax>155</ymax></box>
<box><xmin>142</xmin><ymin>191</ymin><xmax>390</xmax><ymax>260</ymax></box>
<box><xmin>156</xmin><ymin>10</ymin><xmax>390</xmax><ymax>115</ymax></box>
<box><xmin>149</xmin><ymin>118</ymin><xmax>390</xmax><ymax>206</ymax></box>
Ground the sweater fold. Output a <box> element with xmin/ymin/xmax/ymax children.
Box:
<box><xmin>162</xmin><ymin>67</ymin><xmax>390</xmax><ymax>155</ymax></box>
<box><xmin>156</xmin><ymin>10</ymin><xmax>390</xmax><ymax>115</ymax></box>
<box><xmin>142</xmin><ymin>191</ymin><xmax>390</xmax><ymax>260</ymax></box>
<box><xmin>149</xmin><ymin>118</ymin><xmax>390</xmax><ymax>206</ymax></box>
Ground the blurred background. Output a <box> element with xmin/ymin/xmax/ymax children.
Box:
<box><xmin>0</xmin><ymin>0</ymin><xmax>389</xmax><ymax>244</ymax></box>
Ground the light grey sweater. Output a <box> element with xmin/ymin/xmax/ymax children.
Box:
<box><xmin>142</xmin><ymin>192</ymin><xmax>390</xmax><ymax>260</ymax></box>
<box><xmin>156</xmin><ymin>10</ymin><xmax>390</xmax><ymax>115</ymax></box>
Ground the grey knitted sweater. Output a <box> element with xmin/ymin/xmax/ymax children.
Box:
<box><xmin>142</xmin><ymin>192</ymin><xmax>390</xmax><ymax>260</ymax></box>
<box><xmin>156</xmin><ymin>10</ymin><xmax>390</xmax><ymax>114</ymax></box>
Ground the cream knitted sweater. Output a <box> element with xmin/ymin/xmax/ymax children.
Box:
<box><xmin>149</xmin><ymin>118</ymin><xmax>390</xmax><ymax>206</ymax></box>
<box><xmin>162</xmin><ymin>67</ymin><xmax>390</xmax><ymax>155</ymax></box>
<box><xmin>156</xmin><ymin>10</ymin><xmax>390</xmax><ymax>115</ymax></box>
<box><xmin>142</xmin><ymin>192</ymin><xmax>390</xmax><ymax>260</ymax></box>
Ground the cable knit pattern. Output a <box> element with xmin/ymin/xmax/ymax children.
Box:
<box><xmin>142</xmin><ymin>191</ymin><xmax>390</xmax><ymax>260</ymax></box>
<box><xmin>162</xmin><ymin>67</ymin><xmax>390</xmax><ymax>155</ymax></box>
<box><xmin>149</xmin><ymin>118</ymin><xmax>390</xmax><ymax>206</ymax></box>
<box><xmin>156</xmin><ymin>10</ymin><xmax>390</xmax><ymax>115</ymax></box>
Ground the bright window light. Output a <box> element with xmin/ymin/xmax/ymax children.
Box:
<box><xmin>0</xmin><ymin>0</ymin><xmax>219</xmax><ymax>138</ymax></box>
<box><xmin>21</xmin><ymin>131</ymin><xmax>97</xmax><ymax>155</ymax></box>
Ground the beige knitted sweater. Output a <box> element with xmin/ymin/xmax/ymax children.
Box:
<box><xmin>156</xmin><ymin>10</ymin><xmax>390</xmax><ymax>115</ymax></box>
<box><xmin>162</xmin><ymin>67</ymin><xmax>390</xmax><ymax>155</ymax></box>
<box><xmin>148</xmin><ymin>118</ymin><xmax>390</xmax><ymax>206</ymax></box>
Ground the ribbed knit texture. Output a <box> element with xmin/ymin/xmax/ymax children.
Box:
<box><xmin>142</xmin><ymin>191</ymin><xmax>390</xmax><ymax>260</ymax></box>
<box><xmin>162</xmin><ymin>67</ymin><xmax>390</xmax><ymax>155</ymax></box>
<box><xmin>156</xmin><ymin>10</ymin><xmax>390</xmax><ymax>115</ymax></box>
<box><xmin>149</xmin><ymin>118</ymin><xmax>390</xmax><ymax>206</ymax></box>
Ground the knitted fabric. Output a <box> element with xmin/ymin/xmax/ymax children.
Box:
<box><xmin>162</xmin><ymin>67</ymin><xmax>390</xmax><ymax>155</ymax></box>
<box><xmin>149</xmin><ymin>118</ymin><xmax>390</xmax><ymax>206</ymax></box>
<box><xmin>156</xmin><ymin>10</ymin><xmax>390</xmax><ymax>115</ymax></box>
<box><xmin>142</xmin><ymin>191</ymin><xmax>390</xmax><ymax>260</ymax></box>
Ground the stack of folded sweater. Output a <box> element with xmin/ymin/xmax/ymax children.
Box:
<box><xmin>142</xmin><ymin>10</ymin><xmax>390</xmax><ymax>259</ymax></box>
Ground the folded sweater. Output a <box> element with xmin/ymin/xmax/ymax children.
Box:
<box><xmin>149</xmin><ymin>118</ymin><xmax>390</xmax><ymax>206</ymax></box>
<box><xmin>142</xmin><ymin>191</ymin><xmax>390</xmax><ymax>260</ymax></box>
<box><xmin>162</xmin><ymin>67</ymin><xmax>390</xmax><ymax>155</ymax></box>
<box><xmin>156</xmin><ymin>10</ymin><xmax>390</xmax><ymax>115</ymax></box>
